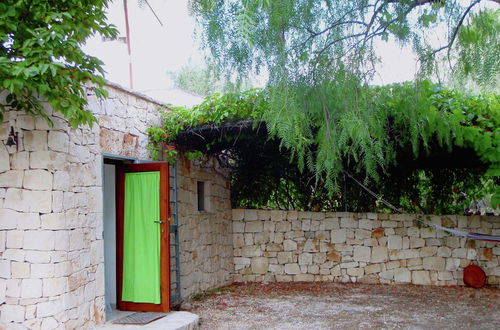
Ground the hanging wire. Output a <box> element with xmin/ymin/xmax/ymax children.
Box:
<box><xmin>342</xmin><ymin>170</ymin><xmax>500</xmax><ymax>243</ymax></box>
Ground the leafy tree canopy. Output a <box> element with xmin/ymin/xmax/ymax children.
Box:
<box><xmin>0</xmin><ymin>0</ymin><xmax>117</xmax><ymax>126</ymax></box>
<box><xmin>148</xmin><ymin>81</ymin><xmax>499</xmax><ymax>212</ymax></box>
<box><xmin>187</xmin><ymin>0</ymin><xmax>499</xmax><ymax>208</ymax></box>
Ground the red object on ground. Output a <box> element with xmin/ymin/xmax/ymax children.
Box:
<box><xmin>463</xmin><ymin>265</ymin><xmax>486</xmax><ymax>288</ymax></box>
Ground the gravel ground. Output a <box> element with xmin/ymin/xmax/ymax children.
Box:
<box><xmin>185</xmin><ymin>282</ymin><xmax>500</xmax><ymax>330</ymax></box>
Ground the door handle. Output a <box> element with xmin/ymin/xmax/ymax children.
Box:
<box><xmin>154</xmin><ymin>220</ymin><xmax>165</xmax><ymax>224</ymax></box>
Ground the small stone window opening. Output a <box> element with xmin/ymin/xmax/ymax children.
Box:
<box><xmin>197</xmin><ymin>181</ymin><xmax>205</xmax><ymax>211</ymax></box>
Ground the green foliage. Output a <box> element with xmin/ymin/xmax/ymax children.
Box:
<box><xmin>146</xmin><ymin>88</ymin><xmax>266</xmax><ymax>160</ymax></box>
<box><xmin>455</xmin><ymin>9</ymin><xmax>500</xmax><ymax>91</ymax></box>
<box><xmin>0</xmin><ymin>0</ymin><xmax>117</xmax><ymax>126</ymax></box>
<box><xmin>188</xmin><ymin>0</ymin><xmax>500</xmax><ymax>211</ymax></box>
<box><xmin>192</xmin><ymin>0</ymin><xmax>498</xmax><ymax>87</ymax></box>
<box><xmin>149</xmin><ymin>80</ymin><xmax>499</xmax><ymax>212</ymax></box>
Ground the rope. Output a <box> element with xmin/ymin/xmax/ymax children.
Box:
<box><xmin>342</xmin><ymin>170</ymin><xmax>500</xmax><ymax>243</ymax></box>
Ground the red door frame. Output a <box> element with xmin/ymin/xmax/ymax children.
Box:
<box><xmin>116</xmin><ymin>163</ymin><xmax>170</xmax><ymax>312</ymax></box>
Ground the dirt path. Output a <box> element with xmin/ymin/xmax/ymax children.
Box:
<box><xmin>185</xmin><ymin>282</ymin><xmax>500</xmax><ymax>329</ymax></box>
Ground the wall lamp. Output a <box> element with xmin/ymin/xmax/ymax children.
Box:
<box><xmin>5</xmin><ymin>126</ymin><xmax>18</xmax><ymax>150</ymax></box>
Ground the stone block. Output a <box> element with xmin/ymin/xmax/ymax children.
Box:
<box><xmin>233</xmin><ymin>221</ymin><xmax>245</xmax><ymax>233</ymax></box>
<box><xmin>0</xmin><ymin>170</ymin><xmax>24</xmax><ymax>188</ymax></box>
<box><xmin>0</xmin><ymin>279</ymin><xmax>5</xmax><ymax>304</ymax></box>
<box><xmin>31</xmin><ymin>264</ymin><xmax>55</xmax><ymax>278</ymax></box>
<box><xmin>365</xmin><ymin>264</ymin><xmax>381</xmax><ymax>274</ymax></box>
<box><xmin>244</xmin><ymin>209</ymin><xmax>258</xmax><ymax>221</ymax></box>
<box><xmin>340</xmin><ymin>217</ymin><xmax>357</xmax><ymax>228</ymax></box>
<box><xmin>41</xmin><ymin>317</ymin><xmax>58</xmax><ymax>330</ymax></box>
<box><xmin>340</xmin><ymin>262</ymin><xmax>358</xmax><ymax>269</ymax></box>
<box><xmin>407</xmin><ymin>227</ymin><xmax>420</xmax><ymax>237</ymax></box>
<box><xmin>353</xmin><ymin>246</ymin><xmax>371</xmax><ymax>262</ymax></box>
<box><xmin>53</xmin><ymin>171</ymin><xmax>70</xmax><ymax>191</ymax></box>
<box><xmin>275</xmin><ymin>275</ymin><xmax>293</xmax><ymax>282</ymax></box>
<box><xmin>409</xmin><ymin>237</ymin><xmax>425</xmax><ymax>248</ymax></box>
<box><xmin>270</xmin><ymin>210</ymin><xmax>285</xmax><ymax>221</ymax></box>
<box><xmin>303</xmin><ymin>239</ymin><xmax>319</xmax><ymax>252</ymax></box>
<box><xmin>0</xmin><ymin>144</ymin><xmax>9</xmax><ymax>173</ymax></box>
<box><xmin>358</xmin><ymin>219</ymin><xmax>373</xmax><ymax>230</ymax></box>
<box><xmin>251</xmin><ymin>257</ymin><xmax>269</xmax><ymax>274</ymax></box>
<box><xmin>438</xmin><ymin>271</ymin><xmax>453</xmax><ymax>281</ymax></box>
<box><xmin>263</xmin><ymin>221</ymin><xmax>275</xmax><ymax>232</ymax></box>
<box><xmin>269</xmin><ymin>264</ymin><xmax>284</xmax><ymax>274</ymax></box>
<box><xmin>30</xmin><ymin>151</ymin><xmax>67</xmax><ymax>171</ymax></box>
<box><xmin>371</xmin><ymin>246</ymin><xmax>388</xmax><ymax>263</ymax></box>
<box><xmin>379</xmin><ymin>270</ymin><xmax>394</xmax><ymax>280</ymax></box>
<box><xmin>16</xmin><ymin>115</ymin><xmax>36</xmax><ymax>129</ymax></box>
<box><xmin>423</xmin><ymin>257</ymin><xmax>445</xmax><ymax>271</ymax></box>
<box><xmin>313</xmin><ymin>253</ymin><xmax>327</xmax><ymax>264</ymax></box>
<box><xmin>393</xmin><ymin>268</ymin><xmax>411</xmax><ymax>283</ymax></box>
<box><xmin>396</xmin><ymin>249</ymin><xmax>420</xmax><ymax>259</ymax></box>
<box><xmin>451</xmin><ymin>248</ymin><xmax>467</xmax><ymax>258</ymax></box>
<box><xmin>420</xmin><ymin>246</ymin><xmax>438</xmax><ymax>257</ymax></box>
<box><xmin>37</xmin><ymin>299</ymin><xmax>62</xmax><ymax>317</ymax></box>
<box><xmin>40</xmin><ymin>213</ymin><xmax>66</xmax><ymax>230</ymax></box>
<box><xmin>21</xmin><ymin>279</ymin><xmax>42</xmax><ymax>298</ymax></box>
<box><xmin>233</xmin><ymin>234</ymin><xmax>244</xmax><ymax>248</ymax></box>
<box><xmin>48</xmin><ymin>131</ymin><xmax>69</xmax><ymax>153</ymax></box>
<box><xmin>24</xmin><ymin>231</ymin><xmax>55</xmax><ymax>250</ymax></box>
<box><xmin>324</xmin><ymin>218</ymin><xmax>339</xmax><ymax>230</ymax></box>
<box><xmin>283</xmin><ymin>240</ymin><xmax>297</xmax><ymax>251</ymax></box>
<box><xmin>254</xmin><ymin>232</ymin><xmax>269</xmax><ymax>245</ymax></box>
<box><xmin>294</xmin><ymin>274</ymin><xmax>314</xmax><ymax>281</ymax></box>
<box><xmin>6</xmin><ymin>230</ymin><xmax>23</xmax><ymax>249</ymax></box>
<box><xmin>412</xmin><ymin>270</ymin><xmax>431</xmax><ymax>285</ymax></box>
<box><xmin>277</xmin><ymin>252</ymin><xmax>293</xmax><ymax>264</ymax></box>
<box><xmin>43</xmin><ymin>277</ymin><xmax>68</xmax><ymax>297</ymax></box>
<box><xmin>245</xmin><ymin>221</ymin><xmax>263</xmax><ymax>233</ymax></box>
<box><xmin>420</xmin><ymin>228</ymin><xmax>436</xmax><ymax>238</ymax></box>
<box><xmin>232</xmin><ymin>209</ymin><xmax>245</xmax><ymax>220</ymax></box>
<box><xmin>0</xmin><ymin>260</ymin><xmax>11</xmax><ymax>278</ymax></box>
<box><xmin>11</xmin><ymin>262</ymin><xmax>30</xmax><ymax>278</ymax></box>
<box><xmin>387</xmin><ymin>235</ymin><xmax>402</xmax><ymax>250</ymax></box>
<box><xmin>298</xmin><ymin>253</ymin><xmax>313</xmax><ymax>265</ymax></box>
<box><xmin>24</xmin><ymin>130</ymin><xmax>48</xmax><ymax>151</ymax></box>
<box><xmin>331</xmin><ymin>229</ymin><xmax>346</xmax><ymax>243</ymax></box>
<box><xmin>0</xmin><ymin>304</ymin><xmax>25</xmax><ymax>323</ymax></box>
<box><xmin>276</xmin><ymin>221</ymin><xmax>291</xmax><ymax>232</ymax></box>
<box><xmin>257</xmin><ymin>210</ymin><xmax>271</xmax><ymax>220</ymax></box>
<box><xmin>4</xmin><ymin>188</ymin><xmax>52</xmax><ymax>213</ymax></box>
<box><xmin>284</xmin><ymin>263</ymin><xmax>301</xmax><ymax>275</ymax></box>
<box><xmin>347</xmin><ymin>267</ymin><xmax>364</xmax><ymax>277</ymax></box>
<box><xmin>437</xmin><ymin>247</ymin><xmax>451</xmax><ymax>257</ymax></box>
<box><xmin>241</xmin><ymin>246</ymin><xmax>261</xmax><ymax>257</ymax></box>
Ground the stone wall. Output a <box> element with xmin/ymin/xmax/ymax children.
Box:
<box><xmin>176</xmin><ymin>156</ymin><xmax>233</xmax><ymax>298</ymax></box>
<box><xmin>232</xmin><ymin>209</ymin><xmax>500</xmax><ymax>286</ymax></box>
<box><xmin>0</xmin><ymin>84</ymin><xmax>162</xmax><ymax>329</ymax></box>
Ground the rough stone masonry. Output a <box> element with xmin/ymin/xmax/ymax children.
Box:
<box><xmin>232</xmin><ymin>209</ymin><xmax>500</xmax><ymax>286</ymax></box>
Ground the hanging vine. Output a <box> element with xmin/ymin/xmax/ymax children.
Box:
<box><xmin>147</xmin><ymin>80</ymin><xmax>499</xmax><ymax>212</ymax></box>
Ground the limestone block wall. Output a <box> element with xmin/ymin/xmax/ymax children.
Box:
<box><xmin>232</xmin><ymin>209</ymin><xmax>500</xmax><ymax>286</ymax></box>
<box><xmin>177</xmin><ymin>156</ymin><xmax>233</xmax><ymax>298</ymax></box>
<box><xmin>0</xmin><ymin>84</ymin><xmax>162</xmax><ymax>329</ymax></box>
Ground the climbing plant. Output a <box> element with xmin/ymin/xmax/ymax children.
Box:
<box><xmin>148</xmin><ymin>80</ymin><xmax>499</xmax><ymax>212</ymax></box>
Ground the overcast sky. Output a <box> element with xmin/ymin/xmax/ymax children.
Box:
<box><xmin>83</xmin><ymin>0</ymin><xmax>419</xmax><ymax>94</ymax></box>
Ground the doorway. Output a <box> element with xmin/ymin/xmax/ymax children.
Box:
<box><xmin>103</xmin><ymin>157</ymin><xmax>170</xmax><ymax>320</ymax></box>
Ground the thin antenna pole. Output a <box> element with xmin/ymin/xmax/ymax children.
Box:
<box><xmin>123</xmin><ymin>0</ymin><xmax>133</xmax><ymax>89</ymax></box>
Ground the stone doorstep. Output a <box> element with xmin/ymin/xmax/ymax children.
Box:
<box><xmin>97</xmin><ymin>311</ymin><xmax>199</xmax><ymax>330</ymax></box>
